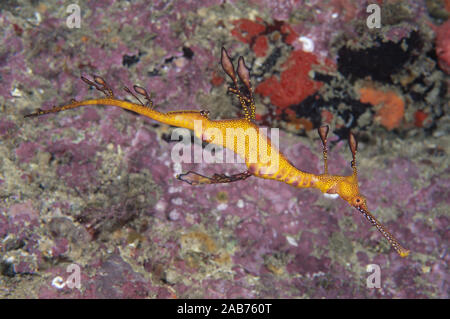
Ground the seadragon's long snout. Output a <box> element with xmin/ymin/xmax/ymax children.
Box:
<box><xmin>354</xmin><ymin>204</ymin><xmax>410</xmax><ymax>257</ymax></box>
<box><xmin>316</xmin><ymin>125</ymin><xmax>410</xmax><ymax>258</ymax></box>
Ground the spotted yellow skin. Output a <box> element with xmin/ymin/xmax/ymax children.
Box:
<box><xmin>46</xmin><ymin>98</ymin><xmax>321</xmax><ymax>189</ymax></box>
<box><xmin>26</xmin><ymin>97</ymin><xmax>409</xmax><ymax>258</ymax></box>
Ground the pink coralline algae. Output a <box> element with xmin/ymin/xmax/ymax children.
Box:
<box><xmin>435</xmin><ymin>19</ymin><xmax>450</xmax><ymax>74</ymax></box>
<box><xmin>0</xmin><ymin>0</ymin><xmax>448</xmax><ymax>299</ymax></box>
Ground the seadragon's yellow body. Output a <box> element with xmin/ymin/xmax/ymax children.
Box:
<box><xmin>24</xmin><ymin>48</ymin><xmax>409</xmax><ymax>258</ymax></box>
<box><xmin>29</xmin><ymin>97</ymin><xmax>321</xmax><ymax>189</ymax></box>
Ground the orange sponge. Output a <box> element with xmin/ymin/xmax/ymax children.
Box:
<box><xmin>359</xmin><ymin>87</ymin><xmax>405</xmax><ymax>130</ymax></box>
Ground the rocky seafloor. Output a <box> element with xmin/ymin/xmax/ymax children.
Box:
<box><xmin>0</xmin><ymin>0</ymin><xmax>448</xmax><ymax>298</ymax></box>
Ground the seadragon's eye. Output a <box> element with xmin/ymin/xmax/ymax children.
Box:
<box><xmin>352</xmin><ymin>196</ymin><xmax>364</xmax><ymax>207</ymax></box>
